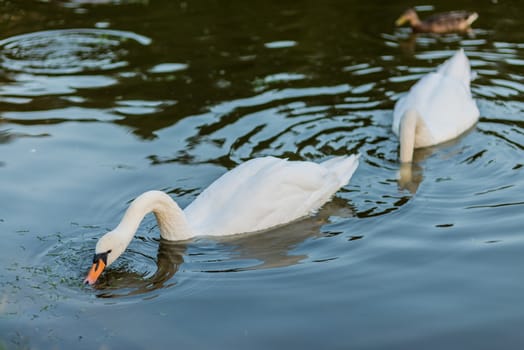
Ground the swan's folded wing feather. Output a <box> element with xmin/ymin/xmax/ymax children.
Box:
<box><xmin>184</xmin><ymin>157</ymin><xmax>281</xmax><ymax>218</ymax></box>
<box><xmin>185</xmin><ymin>158</ymin><xmax>343</xmax><ymax>236</ymax></box>
<box><xmin>393</xmin><ymin>72</ymin><xmax>479</xmax><ymax>145</ymax></box>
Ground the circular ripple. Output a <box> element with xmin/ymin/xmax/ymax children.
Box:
<box><xmin>0</xmin><ymin>28</ymin><xmax>151</xmax><ymax>74</ymax></box>
<box><xmin>36</xmin><ymin>226</ymin><xmax>182</xmax><ymax>300</ymax></box>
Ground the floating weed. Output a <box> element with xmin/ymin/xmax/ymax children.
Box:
<box><xmin>6</xmin><ymin>262</ymin><xmax>18</xmax><ymax>272</ymax></box>
<box><xmin>81</xmin><ymin>225</ymin><xmax>100</xmax><ymax>230</ymax></box>
<box><xmin>2</xmin><ymin>227</ymin><xmax>103</xmax><ymax>320</ymax></box>
<box><xmin>36</xmin><ymin>232</ymin><xmax>64</xmax><ymax>244</ymax></box>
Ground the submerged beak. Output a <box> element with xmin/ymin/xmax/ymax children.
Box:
<box><xmin>84</xmin><ymin>257</ymin><xmax>106</xmax><ymax>285</ymax></box>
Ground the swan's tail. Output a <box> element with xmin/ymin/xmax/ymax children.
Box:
<box><xmin>436</xmin><ymin>48</ymin><xmax>472</xmax><ymax>87</ymax></box>
<box><xmin>321</xmin><ymin>154</ymin><xmax>360</xmax><ymax>186</ymax></box>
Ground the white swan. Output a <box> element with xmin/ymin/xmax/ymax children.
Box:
<box><xmin>392</xmin><ymin>49</ymin><xmax>480</xmax><ymax>162</ymax></box>
<box><xmin>85</xmin><ymin>154</ymin><xmax>359</xmax><ymax>284</ymax></box>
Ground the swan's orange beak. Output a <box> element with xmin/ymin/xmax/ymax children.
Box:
<box><xmin>84</xmin><ymin>258</ymin><xmax>106</xmax><ymax>285</ymax></box>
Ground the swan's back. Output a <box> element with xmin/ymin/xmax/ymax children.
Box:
<box><xmin>184</xmin><ymin>155</ymin><xmax>359</xmax><ymax>236</ymax></box>
<box><xmin>392</xmin><ymin>49</ymin><xmax>479</xmax><ymax>146</ymax></box>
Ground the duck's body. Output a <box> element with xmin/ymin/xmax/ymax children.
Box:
<box><xmin>396</xmin><ymin>8</ymin><xmax>478</xmax><ymax>34</ymax></box>
<box><xmin>85</xmin><ymin>155</ymin><xmax>359</xmax><ymax>284</ymax></box>
<box><xmin>392</xmin><ymin>49</ymin><xmax>479</xmax><ymax>162</ymax></box>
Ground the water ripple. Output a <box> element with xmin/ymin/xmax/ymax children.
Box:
<box><xmin>0</xmin><ymin>28</ymin><xmax>151</xmax><ymax>75</ymax></box>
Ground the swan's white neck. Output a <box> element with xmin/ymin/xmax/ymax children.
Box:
<box><xmin>116</xmin><ymin>190</ymin><xmax>193</xmax><ymax>241</ymax></box>
<box><xmin>399</xmin><ymin>109</ymin><xmax>419</xmax><ymax>163</ymax></box>
<box><xmin>96</xmin><ymin>191</ymin><xmax>193</xmax><ymax>266</ymax></box>
<box><xmin>93</xmin><ymin>190</ymin><xmax>193</xmax><ymax>268</ymax></box>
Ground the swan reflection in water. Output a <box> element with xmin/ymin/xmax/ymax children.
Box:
<box><xmin>93</xmin><ymin>241</ymin><xmax>186</xmax><ymax>298</ymax></box>
<box><xmin>92</xmin><ymin>198</ymin><xmax>355</xmax><ymax>298</ymax></box>
<box><xmin>397</xmin><ymin>129</ymin><xmax>477</xmax><ymax>194</ymax></box>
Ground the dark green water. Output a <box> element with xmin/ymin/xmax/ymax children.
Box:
<box><xmin>1</xmin><ymin>0</ymin><xmax>523</xmax><ymax>349</ymax></box>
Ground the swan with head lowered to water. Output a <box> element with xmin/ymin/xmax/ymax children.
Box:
<box><xmin>392</xmin><ymin>49</ymin><xmax>480</xmax><ymax>163</ymax></box>
<box><xmin>84</xmin><ymin>154</ymin><xmax>359</xmax><ymax>284</ymax></box>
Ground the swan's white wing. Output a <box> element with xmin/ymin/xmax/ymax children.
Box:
<box><xmin>418</xmin><ymin>76</ymin><xmax>479</xmax><ymax>144</ymax></box>
<box><xmin>184</xmin><ymin>157</ymin><xmax>282</xmax><ymax>220</ymax></box>
<box><xmin>392</xmin><ymin>49</ymin><xmax>479</xmax><ymax>147</ymax></box>
<box><xmin>393</xmin><ymin>72</ymin><xmax>479</xmax><ymax>146</ymax></box>
<box><xmin>185</xmin><ymin>156</ymin><xmax>358</xmax><ymax>236</ymax></box>
<box><xmin>393</xmin><ymin>49</ymin><xmax>479</xmax><ymax>147</ymax></box>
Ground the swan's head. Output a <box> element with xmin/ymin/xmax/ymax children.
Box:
<box><xmin>84</xmin><ymin>228</ymin><xmax>130</xmax><ymax>285</ymax></box>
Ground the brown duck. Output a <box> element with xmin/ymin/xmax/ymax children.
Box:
<box><xmin>395</xmin><ymin>8</ymin><xmax>478</xmax><ymax>34</ymax></box>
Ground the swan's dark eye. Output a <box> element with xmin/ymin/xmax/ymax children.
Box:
<box><xmin>92</xmin><ymin>250</ymin><xmax>111</xmax><ymax>265</ymax></box>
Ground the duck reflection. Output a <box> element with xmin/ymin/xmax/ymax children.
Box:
<box><xmin>398</xmin><ymin>33</ymin><xmax>418</xmax><ymax>56</ymax></box>
<box><xmin>94</xmin><ymin>198</ymin><xmax>354</xmax><ymax>298</ymax></box>
<box><xmin>396</xmin><ymin>31</ymin><xmax>476</xmax><ymax>57</ymax></box>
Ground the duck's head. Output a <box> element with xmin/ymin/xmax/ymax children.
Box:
<box><xmin>395</xmin><ymin>8</ymin><xmax>419</xmax><ymax>26</ymax></box>
<box><xmin>84</xmin><ymin>229</ymin><xmax>129</xmax><ymax>285</ymax></box>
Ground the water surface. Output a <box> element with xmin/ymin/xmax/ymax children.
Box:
<box><xmin>1</xmin><ymin>1</ymin><xmax>524</xmax><ymax>349</ymax></box>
